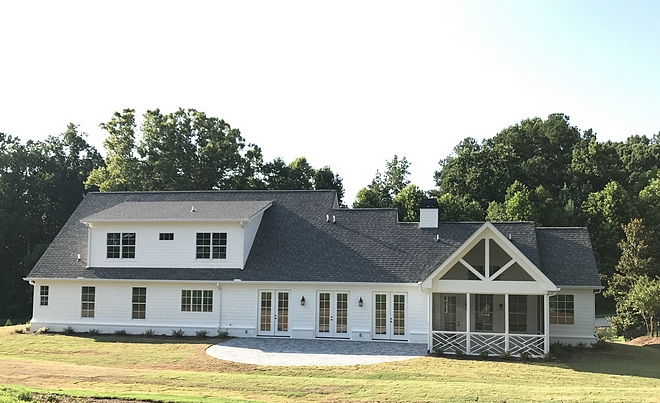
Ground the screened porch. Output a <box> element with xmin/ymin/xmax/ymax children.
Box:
<box><xmin>431</xmin><ymin>293</ymin><xmax>549</xmax><ymax>356</ymax></box>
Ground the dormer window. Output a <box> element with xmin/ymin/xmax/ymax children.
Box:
<box><xmin>107</xmin><ymin>233</ymin><xmax>136</xmax><ymax>259</ymax></box>
<box><xmin>196</xmin><ymin>232</ymin><xmax>227</xmax><ymax>259</ymax></box>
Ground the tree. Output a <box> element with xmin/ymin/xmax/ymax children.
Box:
<box><xmin>627</xmin><ymin>276</ymin><xmax>660</xmax><ymax>336</ymax></box>
<box><xmin>605</xmin><ymin>218</ymin><xmax>660</xmax><ymax>336</ymax></box>
<box><xmin>0</xmin><ymin>127</ymin><xmax>101</xmax><ymax>323</ymax></box>
<box><xmin>313</xmin><ymin>166</ymin><xmax>345</xmax><ymax>205</ymax></box>
<box><xmin>88</xmin><ymin>109</ymin><xmax>263</xmax><ymax>191</ymax></box>
<box><xmin>393</xmin><ymin>184</ymin><xmax>427</xmax><ymax>222</ymax></box>
<box><xmin>434</xmin><ymin>193</ymin><xmax>484</xmax><ymax>221</ymax></box>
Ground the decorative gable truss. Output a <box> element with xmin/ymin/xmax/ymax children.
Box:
<box><xmin>422</xmin><ymin>222</ymin><xmax>558</xmax><ymax>294</ymax></box>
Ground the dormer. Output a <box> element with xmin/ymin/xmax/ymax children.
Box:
<box><xmin>80</xmin><ymin>200</ymin><xmax>273</xmax><ymax>269</ymax></box>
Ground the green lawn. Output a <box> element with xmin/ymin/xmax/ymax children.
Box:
<box><xmin>1</xmin><ymin>325</ymin><xmax>660</xmax><ymax>402</ymax></box>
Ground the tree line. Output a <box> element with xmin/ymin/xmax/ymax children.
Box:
<box><xmin>2</xmin><ymin>110</ymin><xmax>659</xmax><ymax>336</ymax></box>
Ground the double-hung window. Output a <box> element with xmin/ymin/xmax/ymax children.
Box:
<box><xmin>40</xmin><ymin>286</ymin><xmax>49</xmax><ymax>306</ymax></box>
<box><xmin>81</xmin><ymin>286</ymin><xmax>95</xmax><ymax>318</ymax></box>
<box><xmin>107</xmin><ymin>233</ymin><xmax>136</xmax><ymax>259</ymax></box>
<box><xmin>132</xmin><ymin>287</ymin><xmax>146</xmax><ymax>319</ymax></box>
<box><xmin>196</xmin><ymin>233</ymin><xmax>227</xmax><ymax>259</ymax></box>
<box><xmin>549</xmin><ymin>294</ymin><xmax>574</xmax><ymax>324</ymax></box>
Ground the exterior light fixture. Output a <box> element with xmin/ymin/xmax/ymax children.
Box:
<box><xmin>301</xmin><ymin>296</ymin><xmax>305</xmax><ymax>306</ymax></box>
<box><xmin>359</xmin><ymin>297</ymin><xmax>363</xmax><ymax>307</ymax></box>
<box><xmin>499</xmin><ymin>303</ymin><xmax>503</xmax><ymax>310</ymax></box>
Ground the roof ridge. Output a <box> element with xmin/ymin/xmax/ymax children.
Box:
<box><xmin>87</xmin><ymin>189</ymin><xmax>336</xmax><ymax>195</ymax></box>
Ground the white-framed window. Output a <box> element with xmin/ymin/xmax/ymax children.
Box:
<box><xmin>159</xmin><ymin>233</ymin><xmax>174</xmax><ymax>241</ymax></box>
<box><xmin>196</xmin><ymin>233</ymin><xmax>227</xmax><ymax>259</ymax></box>
<box><xmin>550</xmin><ymin>294</ymin><xmax>574</xmax><ymax>324</ymax></box>
<box><xmin>181</xmin><ymin>290</ymin><xmax>213</xmax><ymax>312</ymax></box>
<box><xmin>132</xmin><ymin>287</ymin><xmax>146</xmax><ymax>319</ymax></box>
<box><xmin>81</xmin><ymin>286</ymin><xmax>95</xmax><ymax>318</ymax></box>
<box><xmin>40</xmin><ymin>285</ymin><xmax>49</xmax><ymax>306</ymax></box>
<box><xmin>107</xmin><ymin>233</ymin><xmax>136</xmax><ymax>259</ymax></box>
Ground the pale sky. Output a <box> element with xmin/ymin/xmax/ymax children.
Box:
<box><xmin>1</xmin><ymin>1</ymin><xmax>659</xmax><ymax>205</ymax></box>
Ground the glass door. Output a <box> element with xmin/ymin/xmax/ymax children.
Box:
<box><xmin>316</xmin><ymin>291</ymin><xmax>349</xmax><ymax>338</ymax></box>
<box><xmin>258</xmin><ymin>290</ymin><xmax>289</xmax><ymax>336</ymax></box>
<box><xmin>373</xmin><ymin>292</ymin><xmax>407</xmax><ymax>340</ymax></box>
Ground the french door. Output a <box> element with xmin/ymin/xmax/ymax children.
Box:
<box><xmin>316</xmin><ymin>292</ymin><xmax>349</xmax><ymax>338</ymax></box>
<box><xmin>258</xmin><ymin>290</ymin><xmax>290</xmax><ymax>336</ymax></box>
<box><xmin>373</xmin><ymin>292</ymin><xmax>407</xmax><ymax>340</ymax></box>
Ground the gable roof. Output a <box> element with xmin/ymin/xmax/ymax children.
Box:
<box><xmin>27</xmin><ymin>190</ymin><xmax>602</xmax><ymax>288</ymax></box>
<box><xmin>536</xmin><ymin>227</ymin><xmax>602</xmax><ymax>287</ymax></box>
<box><xmin>80</xmin><ymin>201</ymin><xmax>273</xmax><ymax>223</ymax></box>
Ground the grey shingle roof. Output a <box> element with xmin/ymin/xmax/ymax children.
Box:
<box><xmin>536</xmin><ymin>228</ymin><xmax>602</xmax><ymax>287</ymax></box>
<box><xmin>27</xmin><ymin>190</ymin><xmax>601</xmax><ymax>287</ymax></box>
<box><xmin>80</xmin><ymin>201</ymin><xmax>273</xmax><ymax>222</ymax></box>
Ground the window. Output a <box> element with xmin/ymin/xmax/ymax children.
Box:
<box><xmin>509</xmin><ymin>295</ymin><xmax>527</xmax><ymax>332</ymax></box>
<box><xmin>132</xmin><ymin>287</ymin><xmax>146</xmax><ymax>319</ymax></box>
<box><xmin>196</xmin><ymin>233</ymin><xmax>227</xmax><ymax>259</ymax></box>
<box><xmin>81</xmin><ymin>286</ymin><xmax>95</xmax><ymax>318</ymax></box>
<box><xmin>181</xmin><ymin>290</ymin><xmax>213</xmax><ymax>312</ymax></box>
<box><xmin>550</xmin><ymin>294</ymin><xmax>574</xmax><ymax>324</ymax></box>
<box><xmin>474</xmin><ymin>294</ymin><xmax>493</xmax><ymax>331</ymax></box>
<box><xmin>159</xmin><ymin>233</ymin><xmax>174</xmax><ymax>241</ymax></box>
<box><xmin>40</xmin><ymin>286</ymin><xmax>49</xmax><ymax>306</ymax></box>
<box><xmin>107</xmin><ymin>233</ymin><xmax>136</xmax><ymax>259</ymax></box>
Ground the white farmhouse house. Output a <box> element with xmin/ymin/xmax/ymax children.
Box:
<box><xmin>26</xmin><ymin>190</ymin><xmax>602</xmax><ymax>356</ymax></box>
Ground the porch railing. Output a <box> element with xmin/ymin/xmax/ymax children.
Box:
<box><xmin>432</xmin><ymin>331</ymin><xmax>545</xmax><ymax>357</ymax></box>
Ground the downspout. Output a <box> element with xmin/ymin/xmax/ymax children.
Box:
<box><xmin>418</xmin><ymin>281</ymin><xmax>432</xmax><ymax>353</ymax></box>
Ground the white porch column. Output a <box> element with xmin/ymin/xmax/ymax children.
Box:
<box><xmin>466</xmin><ymin>292</ymin><xmax>471</xmax><ymax>354</ymax></box>
<box><xmin>427</xmin><ymin>290</ymin><xmax>432</xmax><ymax>352</ymax></box>
<box><xmin>504</xmin><ymin>293</ymin><xmax>509</xmax><ymax>352</ymax></box>
<box><xmin>544</xmin><ymin>293</ymin><xmax>550</xmax><ymax>354</ymax></box>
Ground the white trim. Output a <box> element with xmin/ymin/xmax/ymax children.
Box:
<box><xmin>421</xmin><ymin>222</ymin><xmax>558</xmax><ymax>291</ymax></box>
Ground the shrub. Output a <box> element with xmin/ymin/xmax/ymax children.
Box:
<box><xmin>454</xmin><ymin>348</ymin><xmax>464</xmax><ymax>357</ymax></box>
<box><xmin>499</xmin><ymin>350</ymin><xmax>511</xmax><ymax>360</ymax></box>
<box><xmin>114</xmin><ymin>329</ymin><xmax>127</xmax><ymax>336</ymax></box>
<box><xmin>13</xmin><ymin>327</ymin><xmax>25</xmax><ymax>334</ymax></box>
<box><xmin>35</xmin><ymin>327</ymin><xmax>49</xmax><ymax>334</ymax></box>
<box><xmin>576</xmin><ymin>341</ymin><xmax>587</xmax><ymax>349</ymax></box>
<box><xmin>520</xmin><ymin>351</ymin><xmax>531</xmax><ymax>361</ymax></box>
<box><xmin>479</xmin><ymin>349</ymin><xmax>490</xmax><ymax>358</ymax></box>
<box><xmin>4</xmin><ymin>319</ymin><xmax>12</xmax><ymax>327</ymax></box>
<box><xmin>195</xmin><ymin>330</ymin><xmax>209</xmax><ymax>338</ymax></box>
<box><xmin>433</xmin><ymin>346</ymin><xmax>445</xmax><ymax>355</ymax></box>
<box><xmin>143</xmin><ymin>329</ymin><xmax>155</xmax><ymax>337</ymax></box>
<box><xmin>62</xmin><ymin>326</ymin><xmax>76</xmax><ymax>334</ymax></box>
<box><xmin>217</xmin><ymin>330</ymin><xmax>229</xmax><ymax>338</ymax></box>
<box><xmin>172</xmin><ymin>328</ymin><xmax>185</xmax><ymax>337</ymax></box>
<box><xmin>88</xmin><ymin>328</ymin><xmax>100</xmax><ymax>335</ymax></box>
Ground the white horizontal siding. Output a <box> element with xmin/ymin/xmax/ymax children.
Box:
<box><xmin>549</xmin><ymin>288</ymin><xmax>597</xmax><ymax>345</ymax></box>
<box><xmin>87</xmin><ymin>222</ymin><xmax>245</xmax><ymax>269</ymax></box>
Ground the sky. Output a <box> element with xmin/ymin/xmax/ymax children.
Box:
<box><xmin>1</xmin><ymin>1</ymin><xmax>659</xmax><ymax>205</ymax></box>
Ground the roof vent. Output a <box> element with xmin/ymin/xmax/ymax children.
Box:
<box><xmin>191</xmin><ymin>206</ymin><xmax>195</xmax><ymax>213</ymax></box>
<box><xmin>332</xmin><ymin>215</ymin><xmax>336</xmax><ymax>224</ymax></box>
<box><xmin>435</xmin><ymin>234</ymin><xmax>440</xmax><ymax>242</ymax></box>
<box><xmin>508</xmin><ymin>233</ymin><xmax>511</xmax><ymax>240</ymax></box>
<box><xmin>326</xmin><ymin>214</ymin><xmax>330</xmax><ymax>223</ymax></box>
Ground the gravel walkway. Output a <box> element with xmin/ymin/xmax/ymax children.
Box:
<box><xmin>206</xmin><ymin>337</ymin><xmax>428</xmax><ymax>366</ymax></box>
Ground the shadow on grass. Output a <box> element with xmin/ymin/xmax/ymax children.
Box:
<box><xmin>556</xmin><ymin>342</ymin><xmax>660</xmax><ymax>379</ymax></box>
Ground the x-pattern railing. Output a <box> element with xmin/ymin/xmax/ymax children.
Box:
<box><xmin>432</xmin><ymin>331</ymin><xmax>545</xmax><ymax>356</ymax></box>
<box><xmin>470</xmin><ymin>333</ymin><xmax>506</xmax><ymax>355</ymax></box>
<box><xmin>509</xmin><ymin>334</ymin><xmax>544</xmax><ymax>356</ymax></box>
<box><xmin>432</xmin><ymin>331</ymin><xmax>467</xmax><ymax>353</ymax></box>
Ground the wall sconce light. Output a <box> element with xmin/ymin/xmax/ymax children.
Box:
<box><xmin>359</xmin><ymin>297</ymin><xmax>363</xmax><ymax>307</ymax></box>
<box><xmin>499</xmin><ymin>303</ymin><xmax>503</xmax><ymax>310</ymax></box>
<box><xmin>301</xmin><ymin>296</ymin><xmax>305</xmax><ymax>306</ymax></box>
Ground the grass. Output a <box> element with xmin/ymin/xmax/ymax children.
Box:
<box><xmin>2</xmin><ymin>326</ymin><xmax>660</xmax><ymax>402</ymax></box>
